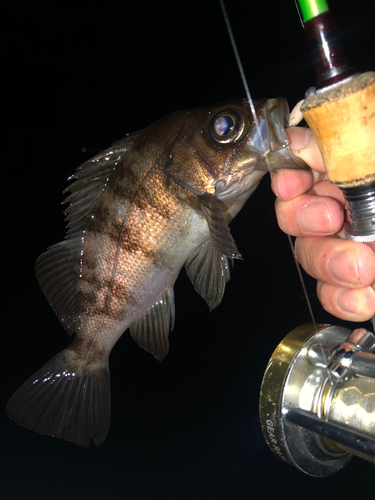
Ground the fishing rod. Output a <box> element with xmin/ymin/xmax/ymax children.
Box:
<box><xmin>298</xmin><ymin>0</ymin><xmax>375</xmax><ymax>243</ymax></box>
<box><xmin>259</xmin><ymin>0</ymin><xmax>375</xmax><ymax>477</ymax></box>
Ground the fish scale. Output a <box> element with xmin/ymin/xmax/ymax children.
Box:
<box><xmin>77</xmin><ymin>169</ymin><xmax>198</xmax><ymax>353</ymax></box>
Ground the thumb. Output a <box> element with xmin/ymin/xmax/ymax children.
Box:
<box><xmin>286</xmin><ymin>127</ymin><xmax>326</xmax><ymax>174</ymax></box>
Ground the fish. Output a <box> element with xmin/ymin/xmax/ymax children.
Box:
<box><xmin>6</xmin><ymin>97</ymin><xmax>307</xmax><ymax>447</ymax></box>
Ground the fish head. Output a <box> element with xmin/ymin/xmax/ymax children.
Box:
<box><xmin>164</xmin><ymin>97</ymin><xmax>308</xmax><ymax>215</ymax></box>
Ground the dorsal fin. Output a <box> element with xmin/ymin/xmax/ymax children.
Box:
<box><xmin>63</xmin><ymin>132</ymin><xmax>139</xmax><ymax>237</ymax></box>
<box><xmin>36</xmin><ymin>237</ymin><xmax>82</xmax><ymax>334</ymax></box>
<box><xmin>35</xmin><ymin>133</ymin><xmax>139</xmax><ymax>334</ymax></box>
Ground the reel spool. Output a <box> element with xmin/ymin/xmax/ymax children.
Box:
<box><xmin>259</xmin><ymin>324</ymin><xmax>375</xmax><ymax>476</ymax></box>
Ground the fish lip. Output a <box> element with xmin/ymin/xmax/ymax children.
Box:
<box><xmin>243</xmin><ymin>97</ymin><xmax>309</xmax><ymax>171</ymax></box>
<box><xmin>245</xmin><ymin>98</ymin><xmax>288</xmax><ymax>153</ymax></box>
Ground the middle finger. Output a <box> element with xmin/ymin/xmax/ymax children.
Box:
<box><xmin>275</xmin><ymin>194</ymin><xmax>344</xmax><ymax>237</ymax></box>
<box><xmin>295</xmin><ymin>237</ymin><xmax>375</xmax><ymax>289</ymax></box>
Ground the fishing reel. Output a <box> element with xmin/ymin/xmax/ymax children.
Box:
<box><xmin>259</xmin><ymin>323</ymin><xmax>375</xmax><ymax>476</ymax></box>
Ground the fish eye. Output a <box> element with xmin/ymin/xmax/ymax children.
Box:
<box><xmin>209</xmin><ymin>107</ymin><xmax>248</xmax><ymax>144</ymax></box>
<box><xmin>214</xmin><ymin>115</ymin><xmax>234</xmax><ymax>136</ymax></box>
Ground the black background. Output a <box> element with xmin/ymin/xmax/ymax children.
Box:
<box><xmin>2</xmin><ymin>1</ymin><xmax>375</xmax><ymax>498</ymax></box>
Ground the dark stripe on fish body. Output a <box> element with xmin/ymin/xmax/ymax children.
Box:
<box><xmin>78</xmin><ymin>287</ymin><xmax>134</xmax><ymax>324</ymax></box>
<box><xmin>80</xmin><ymin>258</ymin><xmax>138</xmax><ymax>302</ymax></box>
<box><xmin>87</xmin><ymin>204</ymin><xmax>113</xmax><ymax>236</ymax></box>
<box><xmin>104</xmin><ymin>161</ymin><xmax>147</xmax><ymax>201</ymax></box>
<box><xmin>133</xmin><ymin>185</ymin><xmax>176</xmax><ymax>221</ymax></box>
<box><xmin>117</xmin><ymin>225</ymin><xmax>164</xmax><ymax>267</ymax></box>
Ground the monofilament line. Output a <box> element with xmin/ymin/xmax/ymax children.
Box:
<box><xmin>219</xmin><ymin>0</ymin><xmax>266</xmax><ymax>156</ymax></box>
<box><xmin>287</xmin><ymin>235</ymin><xmax>317</xmax><ymax>331</ymax></box>
<box><xmin>220</xmin><ymin>0</ymin><xmax>319</xmax><ymax>337</ymax></box>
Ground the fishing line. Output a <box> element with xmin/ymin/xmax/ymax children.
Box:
<box><xmin>287</xmin><ymin>234</ymin><xmax>317</xmax><ymax>330</ymax></box>
<box><xmin>293</xmin><ymin>0</ymin><xmax>305</xmax><ymax>27</ymax></box>
<box><xmin>219</xmin><ymin>0</ymin><xmax>264</xmax><ymax>146</ymax></box>
<box><xmin>219</xmin><ymin>0</ymin><xmax>319</xmax><ymax>332</ymax></box>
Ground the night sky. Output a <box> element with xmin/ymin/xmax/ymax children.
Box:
<box><xmin>2</xmin><ymin>1</ymin><xmax>375</xmax><ymax>499</ymax></box>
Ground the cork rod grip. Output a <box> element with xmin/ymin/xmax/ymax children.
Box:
<box><xmin>301</xmin><ymin>72</ymin><xmax>375</xmax><ymax>188</ymax></box>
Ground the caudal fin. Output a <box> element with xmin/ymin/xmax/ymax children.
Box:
<box><xmin>6</xmin><ymin>349</ymin><xmax>111</xmax><ymax>447</ymax></box>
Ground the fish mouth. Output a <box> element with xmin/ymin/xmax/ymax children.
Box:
<box><xmin>245</xmin><ymin>97</ymin><xmax>309</xmax><ymax>172</ymax></box>
<box><xmin>215</xmin><ymin>168</ymin><xmax>265</xmax><ymax>201</ymax></box>
<box><xmin>215</xmin><ymin>97</ymin><xmax>308</xmax><ymax>202</ymax></box>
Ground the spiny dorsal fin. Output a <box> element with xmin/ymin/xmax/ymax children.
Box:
<box><xmin>35</xmin><ymin>133</ymin><xmax>139</xmax><ymax>335</ymax></box>
<box><xmin>64</xmin><ymin>132</ymin><xmax>139</xmax><ymax>237</ymax></box>
<box><xmin>185</xmin><ymin>238</ymin><xmax>232</xmax><ymax>311</ymax></box>
<box><xmin>129</xmin><ymin>286</ymin><xmax>175</xmax><ymax>361</ymax></box>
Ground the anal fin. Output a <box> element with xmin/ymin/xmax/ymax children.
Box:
<box><xmin>129</xmin><ymin>286</ymin><xmax>175</xmax><ymax>361</ymax></box>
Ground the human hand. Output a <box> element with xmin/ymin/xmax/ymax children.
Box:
<box><xmin>271</xmin><ymin>127</ymin><xmax>375</xmax><ymax>323</ymax></box>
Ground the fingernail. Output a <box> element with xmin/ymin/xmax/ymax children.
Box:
<box><xmin>287</xmin><ymin>127</ymin><xmax>313</xmax><ymax>151</ymax></box>
<box><xmin>328</xmin><ymin>249</ymin><xmax>359</xmax><ymax>284</ymax></box>
<box><xmin>296</xmin><ymin>202</ymin><xmax>333</xmax><ymax>233</ymax></box>
<box><xmin>336</xmin><ymin>289</ymin><xmax>358</xmax><ymax>314</ymax></box>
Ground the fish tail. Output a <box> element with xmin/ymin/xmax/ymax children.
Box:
<box><xmin>6</xmin><ymin>348</ymin><xmax>111</xmax><ymax>447</ymax></box>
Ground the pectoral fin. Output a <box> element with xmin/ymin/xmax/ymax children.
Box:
<box><xmin>165</xmin><ymin>172</ymin><xmax>241</xmax><ymax>260</ymax></box>
<box><xmin>129</xmin><ymin>286</ymin><xmax>175</xmax><ymax>361</ymax></box>
<box><xmin>198</xmin><ymin>194</ymin><xmax>241</xmax><ymax>260</ymax></box>
<box><xmin>185</xmin><ymin>239</ymin><xmax>232</xmax><ymax>311</ymax></box>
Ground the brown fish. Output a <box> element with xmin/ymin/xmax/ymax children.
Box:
<box><xmin>6</xmin><ymin>97</ymin><xmax>306</xmax><ymax>447</ymax></box>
